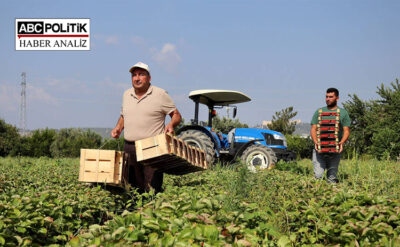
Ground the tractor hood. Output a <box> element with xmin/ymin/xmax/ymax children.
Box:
<box><xmin>189</xmin><ymin>89</ymin><xmax>251</xmax><ymax>106</ymax></box>
<box><xmin>234</xmin><ymin>128</ymin><xmax>287</xmax><ymax>148</ymax></box>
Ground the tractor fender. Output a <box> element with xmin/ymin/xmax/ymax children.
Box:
<box><xmin>176</xmin><ymin>125</ymin><xmax>221</xmax><ymax>155</ymax></box>
<box><xmin>233</xmin><ymin>139</ymin><xmax>263</xmax><ymax>161</ymax></box>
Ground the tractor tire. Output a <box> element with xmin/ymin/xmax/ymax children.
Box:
<box><xmin>241</xmin><ymin>145</ymin><xmax>277</xmax><ymax>172</ymax></box>
<box><xmin>178</xmin><ymin>130</ymin><xmax>216</xmax><ymax>165</ymax></box>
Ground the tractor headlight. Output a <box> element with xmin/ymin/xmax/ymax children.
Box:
<box><xmin>273</xmin><ymin>134</ymin><xmax>287</xmax><ymax>147</ymax></box>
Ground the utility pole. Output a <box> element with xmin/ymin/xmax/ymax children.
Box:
<box><xmin>20</xmin><ymin>72</ymin><xmax>26</xmax><ymax>136</ymax></box>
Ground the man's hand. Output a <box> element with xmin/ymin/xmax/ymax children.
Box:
<box><xmin>164</xmin><ymin>123</ymin><xmax>174</xmax><ymax>134</ymax></box>
<box><xmin>339</xmin><ymin>142</ymin><xmax>344</xmax><ymax>153</ymax></box>
<box><xmin>111</xmin><ymin>127</ymin><xmax>122</xmax><ymax>139</ymax></box>
<box><xmin>111</xmin><ymin>115</ymin><xmax>124</xmax><ymax>139</ymax></box>
<box><xmin>164</xmin><ymin>109</ymin><xmax>182</xmax><ymax>134</ymax></box>
<box><xmin>314</xmin><ymin>143</ymin><xmax>322</xmax><ymax>153</ymax></box>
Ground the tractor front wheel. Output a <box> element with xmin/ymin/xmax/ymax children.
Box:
<box><xmin>178</xmin><ymin>130</ymin><xmax>216</xmax><ymax>165</ymax></box>
<box><xmin>241</xmin><ymin>145</ymin><xmax>277</xmax><ymax>172</ymax></box>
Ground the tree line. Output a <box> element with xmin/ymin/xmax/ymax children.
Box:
<box><xmin>0</xmin><ymin>122</ymin><xmax>123</xmax><ymax>158</ymax></box>
<box><xmin>1</xmin><ymin>79</ymin><xmax>399</xmax><ymax>160</ymax></box>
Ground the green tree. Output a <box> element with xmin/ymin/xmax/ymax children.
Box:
<box><xmin>0</xmin><ymin>119</ymin><xmax>20</xmax><ymax>156</ymax></box>
<box><xmin>50</xmin><ymin>128</ymin><xmax>102</xmax><ymax>157</ymax></box>
<box><xmin>342</xmin><ymin>94</ymin><xmax>374</xmax><ymax>156</ymax></box>
<box><xmin>343</xmin><ymin>79</ymin><xmax>400</xmax><ymax>159</ymax></box>
<box><xmin>368</xmin><ymin>80</ymin><xmax>400</xmax><ymax>159</ymax></box>
<box><xmin>212</xmin><ymin>115</ymin><xmax>249</xmax><ymax>133</ymax></box>
<box><xmin>29</xmin><ymin>128</ymin><xmax>56</xmax><ymax>157</ymax></box>
<box><xmin>266</xmin><ymin>107</ymin><xmax>298</xmax><ymax>135</ymax></box>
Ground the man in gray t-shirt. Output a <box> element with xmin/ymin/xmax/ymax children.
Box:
<box><xmin>111</xmin><ymin>62</ymin><xmax>182</xmax><ymax>192</ymax></box>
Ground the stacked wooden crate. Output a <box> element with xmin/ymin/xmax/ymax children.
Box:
<box><xmin>317</xmin><ymin>108</ymin><xmax>340</xmax><ymax>153</ymax></box>
<box><xmin>79</xmin><ymin>149</ymin><xmax>126</xmax><ymax>187</ymax></box>
<box><xmin>135</xmin><ymin>133</ymin><xmax>209</xmax><ymax>175</ymax></box>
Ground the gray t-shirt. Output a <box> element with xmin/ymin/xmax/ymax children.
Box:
<box><xmin>121</xmin><ymin>85</ymin><xmax>176</xmax><ymax>141</ymax></box>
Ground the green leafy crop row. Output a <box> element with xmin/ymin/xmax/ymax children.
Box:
<box><xmin>1</xmin><ymin>157</ymin><xmax>399</xmax><ymax>246</ymax></box>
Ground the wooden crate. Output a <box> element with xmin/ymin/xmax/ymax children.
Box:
<box><xmin>317</xmin><ymin>108</ymin><xmax>340</xmax><ymax>153</ymax></box>
<box><xmin>135</xmin><ymin>133</ymin><xmax>209</xmax><ymax>174</ymax></box>
<box><xmin>79</xmin><ymin>149</ymin><xmax>126</xmax><ymax>186</ymax></box>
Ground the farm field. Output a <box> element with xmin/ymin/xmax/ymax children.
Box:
<box><xmin>0</xmin><ymin>157</ymin><xmax>399</xmax><ymax>246</ymax></box>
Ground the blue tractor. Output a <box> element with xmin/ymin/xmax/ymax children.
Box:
<box><xmin>176</xmin><ymin>90</ymin><xmax>296</xmax><ymax>170</ymax></box>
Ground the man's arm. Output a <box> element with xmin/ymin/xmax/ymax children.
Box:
<box><xmin>165</xmin><ymin>109</ymin><xmax>182</xmax><ymax>134</ymax></box>
<box><xmin>310</xmin><ymin>124</ymin><xmax>319</xmax><ymax>152</ymax></box>
<box><xmin>111</xmin><ymin>115</ymin><xmax>124</xmax><ymax>138</ymax></box>
<box><xmin>339</xmin><ymin>126</ymin><xmax>350</xmax><ymax>153</ymax></box>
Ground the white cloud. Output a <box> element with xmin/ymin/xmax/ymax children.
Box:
<box><xmin>131</xmin><ymin>36</ymin><xmax>146</xmax><ymax>46</ymax></box>
<box><xmin>100</xmin><ymin>77</ymin><xmax>130</xmax><ymax>93</ymax></box>
<box><xmin>105</xmin><ymin>36</ymin><xmax>119</xmax><ymax>45</ymax></box>
<box><xmin>0</xmin><ymin>83</ymin><xmax>19</xmax><ymax>112</ymax></box>
<box><xmin>152</xmin><ymin>43</ymin><xmax>182</xmax><ymax>73</ymax></box>
<box><xmin>27</xmin><ymin>85</ymin><xmax>58</xmax><ymax>105</ymax></box>
<box><xmin>0</xmin><ymin>82</ymin><xmax>57</xmax><ymax>117</ymax></box>
<box><xmin>43</xmin><ymin>77</ymin><xmax>89</xmax><ymax>93</ymax></box>
<box><xmin>93</xmin><ymin>34</ymin><xmax>119</xmax><ymax>45</ymax></box>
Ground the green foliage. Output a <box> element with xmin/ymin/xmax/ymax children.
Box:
<box><xmin>212</xmin><ymin>115</ymin><xmax>248</xmax><ymax>133</ymax></box>
<box><xmin>0</xmin><ymin>157</ymin><xmax>139</xmax><ymax>246</ymax></box>
<box><xmin>50</xmin><ymin>128</ymin><xmax>102</xmax><ymax>157</ymax></box>
<box><xmin>342</xmin><ymin>94</ymin><xmax>373</xmax><ymax>156</ymax></box>
<box><xmin>100</xmin><ymin>138</ymin><xmax>125</xmax><ymax>151</ymax></box>
<box><xmin>0</xmin><ymin>119</ymin><xmax>20</xmax><ymax>156</ymax></box>
<box><xmin>267</xmin><ymin>107</ymin><xmax>298</xmax><ymax>135</ymax></box>
<box><xmin>28</xmin><ymin>128</ymin><xmax>56</xmax><ymax>157</ymax></box>
<box><xmin>344</xmin><ymin>79</ymin><xmax>400</xmax><ymax>159</ymax></box>
<box><xmin>369</xmin><ymin>128</ymin><xmax>400</xmax><ymax>160</ymax></box>
<box><xmin>1</xmin><ymin>157</ymin><xmax>400</xmax><ymax>246</ymax></box>
<box><xmin>71</xmin><ymin>159</ymin><xmax>400</xmax><ymax>246</ymax></box>
<box><xmin>286</xmin><ymin>135</ymin><xmax>314</xmax><ymax>159</ymax></box>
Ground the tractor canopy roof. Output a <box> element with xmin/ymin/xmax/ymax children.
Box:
<box><xmin>189</xmin><ymin>89</ymin><xmax>251</xmax><ymax>106</ymax></box>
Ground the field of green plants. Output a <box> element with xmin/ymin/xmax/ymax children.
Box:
<box><xmin>0</xmin><ymin>157</ymin><xmax>399</xmax><ymax>246</ymax></box>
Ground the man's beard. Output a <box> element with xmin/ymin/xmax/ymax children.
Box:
<box><xmin>327</xmin><ymin>101</ymin><xmax>337</xmax><ymax>108</ymax></box>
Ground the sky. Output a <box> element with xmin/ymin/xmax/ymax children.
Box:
<box><xmin>1</xmin><ymin>0</ymin><xmax>399</xmax><ymax>130</ymax></box>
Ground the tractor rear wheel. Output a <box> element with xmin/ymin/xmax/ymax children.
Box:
<box><xmin>241</xmin><ymin>145</ymin><xmax>277</xmax><ymax>172</ymax></box>
<box><xmin>178</xmin><ymin>130</ymin><xmax>216</xmax><ymax>165</ymax></box>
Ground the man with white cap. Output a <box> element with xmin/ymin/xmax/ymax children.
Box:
<box><xmin>111</xmin><ymin>62</ymin><xmax>182</xmax><ymax>193</ymax></box>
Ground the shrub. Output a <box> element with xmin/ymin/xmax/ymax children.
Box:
<box><xmin>369</xmin><ymin>127</ymin><xmax>400</xmax><ymax>160</ymax></box>
<box><xmin>28</xmin><ymin>128</ymin><xmax>56</xmax><ymax>157</ymax></box>
<box><xmin>286</xmin><ymin>135</ymin><xmax>313</xmax><ymax>159</ymax></box>
<box><xmin>50</xmin><ymin>128</ymin><xmax>102</xmax><ymax>157</ymax></box>
<box><xmin>100</xmin><ymin>138</ymin><xmax>125</xmax><ymax>151</ymax></box>
<box><xmin>0</xmin><ymin>119</ymin><xmax>20</xmax><ymax>156</ymax></box>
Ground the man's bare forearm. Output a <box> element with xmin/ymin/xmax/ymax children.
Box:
<box><xmin>310</xmin><ymin>125</ymin><xmax>318</xmax><ymax>144</ymax></box>
<box><xmin>111</xmin><ymin>115</ymin><xmax>124</xmax><ymax>138</ymax></box>
<box><xmin>169</xmin><ymin>109</ymin><xmax>182</xmax><ymax>128</ymax></box>
<box><xmin>340</xmin><ymin>127</ymin><xmax>350</xmax><ymax>144</ymax></box>
<box><xmin>115</xmin><ymin>115</ymin><xmax>124</xmax><ymax>131</ymax></box>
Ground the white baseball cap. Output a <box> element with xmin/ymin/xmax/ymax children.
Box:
<box><xmin>129</xmin><ymin>62</ymin><xmax>151</xmax><ymax>75</ymax></box>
